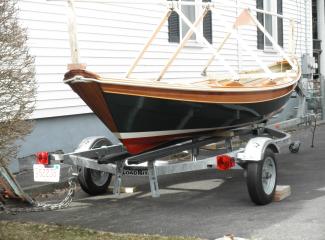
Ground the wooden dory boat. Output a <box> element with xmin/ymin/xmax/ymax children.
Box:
<box><xmin>63</xmin><ymin>5</ymin><xmax>301</xmax><ymax>154</ymax></box>
<box><xmin>64</xmin><ymin>59</ymin><xmax>301</xmax><ymax>154</ymax></box>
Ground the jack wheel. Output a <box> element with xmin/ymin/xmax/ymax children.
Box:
<box><xmin>78</xmin><ymin>138</ymin><xmax>112</xmax><ymax>195</ymax></box>
<box><xmin>246</xmin><ymin>148</ymin><xmax>277</xmax><ymax>205</ymax></box>
<box><xmin>289</xmin><ymin>141</ymin><xmax>300</xmax><ymax>153</ymax></box>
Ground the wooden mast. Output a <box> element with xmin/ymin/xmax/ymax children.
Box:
<box><xmin>67</xmin><ymin>0</ymin><xmax>85</xmax><ymax>70</ymax></box>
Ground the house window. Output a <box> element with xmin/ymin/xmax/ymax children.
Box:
<box><xmin>181</xmin><ymin>0</ymin><xmax>196</xmax><ymax>41</ymax></box>
<box><xmin>264</xmin><ymin>0</ymin><xmax>275</xmax><ymax>47</ymax></box>
<box><xmin>256</xmin><ymin>0</ymin><xmax>283</xmax><ymax>50</ymax></box>
<box><xmin>168</xmin><ymin>0</ymin><xmax>212</xmax><ymax>44</ymax></box>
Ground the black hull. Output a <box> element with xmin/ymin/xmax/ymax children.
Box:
<box><xmin>104</xmin><ymin>92</ymin><xmax>292</xmax><ymax>153</ymax></box>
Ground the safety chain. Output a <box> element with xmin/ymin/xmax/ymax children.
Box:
<box><xmin>0</xmin><ymin>167</ymin><xmax>77</xmax><ymax>214</ymax></box>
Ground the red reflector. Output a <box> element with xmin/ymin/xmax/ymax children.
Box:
<box><xmin>216</xmin><ymin>155</ymin><xmax>235</xmax><ymax>171</ymax></box>
<box><xmin>36</xmin><ymin>152</ymin><xmax>49</xmax><ymax>165</ymax></box>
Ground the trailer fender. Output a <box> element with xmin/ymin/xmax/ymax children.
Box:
<box><xmin>75</xmin><ymin>136</ymin><xmax>110</xmax><ymax>152</ymax></box>
<box><xmin>237</xmin><ymin>137</ymin><xmax>279</xmax><ymax>162</ymax></box>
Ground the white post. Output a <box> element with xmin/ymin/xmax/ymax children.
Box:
<box><xmin>67</xmin><ymin>0</ymin><xmax>80</xmax><ymax>65</ymax></box>
<box><xmin>126</xmin><ymin>9</ymin><xmax>172</xmax><ymax>78</ymax></box>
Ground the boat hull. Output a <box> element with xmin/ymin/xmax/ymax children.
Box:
<box><xmin>65</xmin><ymin>69</ymin><xmax>297</xmax><ymax>154</ymax></box>
<box><xmin>103</xmin><ymin>91</ymin><xmax>291</xmax><ymax>153</ymax></box>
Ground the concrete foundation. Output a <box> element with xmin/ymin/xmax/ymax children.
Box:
<box><xmin>9</xmin><ymin>113</ymin><xmax>119</xmax><ymax>173</ymax></box>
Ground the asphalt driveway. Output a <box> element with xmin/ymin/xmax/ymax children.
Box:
<box><xmin>1</xmin><ymin>125</ymin><xmax>325</xmax><ymax>240</ymax></box>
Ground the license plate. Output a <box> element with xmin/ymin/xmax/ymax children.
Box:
<box><xmin>33</xmin><ymin>164</ymin><xmax>61</xmax><ymax>182</ymax></box>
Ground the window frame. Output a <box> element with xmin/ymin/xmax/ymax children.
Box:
<box><xmin>179</xmin><ymin>0</ymin><xmax>203</xmax><ymax>43</ymax></box>
<box><xmin>168</xmin><ymin>0</ymin><xmax>212</xmax><ymax>44</ymax></box>
<box><xmin>256</xmin><ymin>0</ymin><xmax>283</xmax><ymax>50</ymax></box>
<box><xmin>263</xmin><ymin>0</ymin><xmax>278</xmax><ymax>49</ymax></box>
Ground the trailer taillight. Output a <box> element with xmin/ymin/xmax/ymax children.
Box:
<box><xmin>36</xmin><ymin>152</ymin><xmax>49</xmax><ymax>165</ymax></box>
<box><xmin>216</xmin><ymin>155</ymin><xmax>235</xmax><ymax>171</ymax></box>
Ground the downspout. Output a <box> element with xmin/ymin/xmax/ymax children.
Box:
<box><xmin>305</xmin><ymin>0</ymin><xmax>308</xmax><ymax>54</ymax></box>
<box><xmin>317</xmin><ymin>0</ymin><xmax>325</xmax><ymax>75</ymax></box>
<box><xmin>297</xmin><ymin>0</ymin><xmax>310</xmax><ymax>118</ymax></box>
<box><xmin>317</xmin><ymin>0</ymin><xmax>325</xmax><ymax>119</ymax></box>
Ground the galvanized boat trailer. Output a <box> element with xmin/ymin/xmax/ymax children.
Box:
<box><xmin>33</xmin><ymin>0</ymin><xmax>314</xmax><ymax>206</ymax></box>
<box><xmin>48</xmin><ymin>110</ymin><xmax>316</xmax><ymax>205</ymax></box>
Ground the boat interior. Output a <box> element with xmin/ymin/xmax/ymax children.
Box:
<box><xmin>65</xmin><ymin>3</ymin><xmax>301</xmax><ymax>92</ymax></box>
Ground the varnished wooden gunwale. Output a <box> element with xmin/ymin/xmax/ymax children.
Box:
<box><xmin>100</xmin><ymin>83</ymin><xmax>296</xmax><ymax>104</ymax></box>
<box><xmin>64</xmin><ymin>59</ymin><xmax>300</xmax><ymax>105</ymax></box>
<box><xmin>64</xmin><ymin>69</ymin><xmax>298</xmax><ymax>104</ymax></box>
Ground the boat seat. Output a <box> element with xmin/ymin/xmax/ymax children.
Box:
<box><xmin>222</xmin><ymin>81</ymin><xmax>244</xmax><ymax>87</ymax></box>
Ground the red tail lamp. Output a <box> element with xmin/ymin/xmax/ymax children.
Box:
<box><xmin>36</xmin><ymin>152</ymin><xmax>49</xmax><ymax>165</ymax></box>
<box><xmin>216</xmin><ymin>155</ymin><xmax>235</xmax><ymax>171</ymax></box>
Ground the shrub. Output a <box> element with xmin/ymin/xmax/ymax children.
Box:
<box><xmin>0</xmin><ymin>0</ymin><xmax>36</xmax><ymax>167</ymax></box>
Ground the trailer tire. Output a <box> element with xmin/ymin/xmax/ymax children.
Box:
<box><xmin>246</xmin><ymin>148</ymin><xmax>277</xmax><ymax>205</ymax></box>
<box><xmin>78</xmin><ymin>138</ymin><xmax>112</xmax><ymax>195</ymax></box>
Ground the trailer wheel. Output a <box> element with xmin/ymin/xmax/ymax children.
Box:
<box><xmin>78</xmin><ymin>138</ymin><xmax>112</xmax><ymax>195</ymax></box>
<box><xmin>246</xmin><ymin>148</ymin><xmax>277</xmax><ymax>205</ymax></box>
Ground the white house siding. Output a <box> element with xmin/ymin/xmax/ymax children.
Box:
<box><xmin>18</xmin><ymin>0</ymin><xmax>313</xmax><ymax>119</ymax></box>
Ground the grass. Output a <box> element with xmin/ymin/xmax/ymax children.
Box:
<box><xmin>0</xmin><ymin>221</ymin><xmax>199</xmax><ymax>240</ymax></box>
